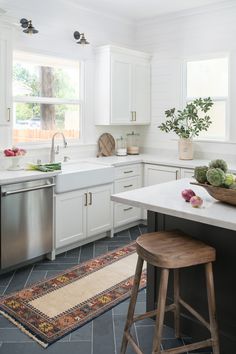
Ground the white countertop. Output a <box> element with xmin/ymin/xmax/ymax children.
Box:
<box><xmin>1</xmin><ymin>154</ymin><xmax>236</xmax><ymax>185</ymax></box>
<box><xmin>0</xmin><ymin>170</ymin><xmax>60</xmax><ymax>185</ymax></box>
<box><xmin>89</xmin><ymin>154</ymin><xmax>236</xmax><ymax>172</ymax></box>
<box><xmin>111</xmin><ymin>178</ymin><xmax>236</xmax><ymax>231</ymax></box>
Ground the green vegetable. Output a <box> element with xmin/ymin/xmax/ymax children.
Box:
<box><xmin>229</xmin><ymin>183</ymin><xmax>236</xmax><ymax>190</ymax></box>
<box><xmin>194</xmin><ymin>166</ymin><xmax>208</xmax><ymax>183</ymax></box>
<box><xmin>209</xmin><ymin>159</ymin><xmax>228</xmax><ymax>173</ymax></box>
<box><xmin>206</xmin><ymin>168</ymin><xmax>225</xmax><ymax>187</ymax></box>
<box><xmin>27</xmin><ymin>163</ymin><xmax>61</xmax><ymax>172</ymax></box>
<box><xmin>224</xmin><ymin>174</ymin><xmax>235</xmax><ymax>187</ymax></box>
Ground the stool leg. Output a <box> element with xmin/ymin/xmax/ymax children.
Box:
<box><xmin>174</xmin><ymin>269</ymin><xmax>180</xmax><ymax>338</ymax></box>
<box><xmin>120</xmin><ymin>256</ymin><xmax>144</xmax><ymax>354</ymax></box>
<box><xmin>205</xmin><ymin>262</ymin><xmax>220</xmax><ymax>354</ymax></box>
<box><xmin>152</xmin><ymin>268</ymin><xmax>169</xmax><ymax>354</ymax></box>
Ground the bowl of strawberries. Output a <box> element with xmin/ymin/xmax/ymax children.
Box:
<box><xmin>4</xmin><ymin>147</ymin><xmax>27</xmax><ymax>170</ymax></box>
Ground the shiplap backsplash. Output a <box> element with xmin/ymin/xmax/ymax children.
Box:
<box><xmin>135</xmin><ymin>3</ymin><xmax>236</xmax><ymax>161</ymax></box>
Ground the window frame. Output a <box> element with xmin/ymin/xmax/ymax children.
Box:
<box><xmin>12</xmin><ymin>51</ymin><xmax>84</xmax><ymax>147</ymax></box>
<box><xmin>182</xmin><ymin>53</ymin><xmax>230</xmax><ymax>142</ymax></box>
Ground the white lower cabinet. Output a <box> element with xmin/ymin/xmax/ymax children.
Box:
<box><xmin>87</xmin><ymin>184</ymin><xmax>113</xmax><ymax>237</ymax></box>
<box><xmin>144</xmin><ymin>164</ymin><xmax>180</xmax><ymax>186</ymax></box>
<box><xmin>181</xmin><ymin>168</ymin><xmax>194</xmax><ymax>179</ymax></box>
<box><xmin>114</xmin><ymin>164</ymin><xmax>142</xmax><ymax>228</ymax></box>
<box><xmin>55</xmin><ymin>184</ymin><xmax>113</xmax><ymax>249</ymax></box>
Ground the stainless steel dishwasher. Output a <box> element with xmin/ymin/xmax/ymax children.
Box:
<box><xmin>1</xmin><ymin>178</ymin><xmax>54</xmax><ymax>269</ymax></box>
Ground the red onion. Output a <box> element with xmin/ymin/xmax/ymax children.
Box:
<box><xmin>181</xmin><ymin>189</ymin><xmax>196</xmax><ymax>202</ymax></box>
<box><xmin>190</xmin><ymin>196</ymin><xmax>203</xmax><ymax>208</ymax></box>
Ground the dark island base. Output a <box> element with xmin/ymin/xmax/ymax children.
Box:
<box><xmin>147</xmin><ymin>211</ymin><xmax>236</xmax><ymax>354</ymax></box>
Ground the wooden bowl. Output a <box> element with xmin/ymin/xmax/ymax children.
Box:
<box><xmin>190</xmin><ymin>182</ymin><xmax>236</xmax><ymax>206</ymax></box>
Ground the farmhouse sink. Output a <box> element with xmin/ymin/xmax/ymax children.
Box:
<box><xmin>55</xmin><ymin>161</ymin><xmax>114</xmax><ymax>193</ymax></box>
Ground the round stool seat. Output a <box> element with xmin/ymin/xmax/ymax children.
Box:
<box><xmin>136</xmin><ymin>230</ymin><xmax>216</xmax><ymax>269</ymax></box>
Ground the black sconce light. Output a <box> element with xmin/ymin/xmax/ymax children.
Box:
<box><xmin>20</xmin><ymin>18</ymin><xmax>39</xmax><ymax>34</ymax></box>
<box><xmin>73</xmin><ymin>31</ymin><xmax>89</xmax><ymax>45</ymax></box>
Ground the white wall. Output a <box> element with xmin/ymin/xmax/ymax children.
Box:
<box><xmin>135</xmin><ymin>2</ymin><xmax>236</xmax><ymax>161</ymax></box>
<box><xmin>0</xmin><ymin>0</ymin><xmax>141</xmax><ymax>161</ymax></box>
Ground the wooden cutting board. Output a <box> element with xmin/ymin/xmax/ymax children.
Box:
<box><xmin>97</xmin><ymin>133</ymin><xmax>115</xmax><ymax>157</ymax></box>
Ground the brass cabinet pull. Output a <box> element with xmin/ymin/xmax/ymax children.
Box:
<box><xmin>124</xmin><ymin>170</ymin><xmax>133</xmax><ymax>174</ymax></box>
<box><xmin>124</xmin><ymin>184</ymin><xmax>133</xmax><ymax>188</ymax></box>
<box><xmin>131</xmin><ymin>111</ymin><xmax>135</xmax><ymax>121</ymax></box>
<box><xmin>134</xmin><ymin>111</ymin><xmax>136</xmax><ymax>121</ymax></box>
<box><xmin>89</xmin><ymin>192</ymin><xmax>92</xmax><ymax>205</ymax></box>
<box><xmin>84</xmin><ymin>193</ymin><xmax>88</xmax><ymax>206</ymax></box>
<box><xmin>7</xmin><ymin>108</ymin><xmax>11</xmax><ymax>122</ymax></box>
<box><xmin>123</xmin><ymin>207</ymin><xmax>133</xmax><ymax>211</ymax></box>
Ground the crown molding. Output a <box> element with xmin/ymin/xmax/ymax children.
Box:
<box><xmin>137</xmin><ymin>0</ymin><xmax>236</xmax><ymax>26</ymax></box>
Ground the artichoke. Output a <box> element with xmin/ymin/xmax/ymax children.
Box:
<box><xmin>206</xmin><ymin>168</ymin><xmax>225</xmax><ymax>187</ymax></box>
<box><xmin>194</xmin><ymin>166</ymin><xmax>208</xmax><ymax>183</ymax></box>
<box><xmin>229</xmin><ymin>183</ymin><xmax>236</xmax><ymax>190</ymax></box>
<box><xmin>224</xmin><ymin>174</ymin><xmax>235</xmax><ymax>187</ymax></box>
<box><xmin>209</xmin><ymin>159</ymin><xmax>228</xmax><ymax>173</ymax></box>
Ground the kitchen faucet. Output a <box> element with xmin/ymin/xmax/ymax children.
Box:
<box><xmin>50</xmin><ymin>132</ymin><xmax>67</xmax><ymax>163</ymax></box>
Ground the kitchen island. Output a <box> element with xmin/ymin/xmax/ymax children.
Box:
<box><xmin>111</xmin><ymin>178</ymin><xmax>236</xmax><ymax>353</ymax></box>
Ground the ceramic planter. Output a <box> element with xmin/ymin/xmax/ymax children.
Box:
<box><xmin>178</xmin><ymin>138</ymin><xmax>193</xmax><ymax>160</ymax></box>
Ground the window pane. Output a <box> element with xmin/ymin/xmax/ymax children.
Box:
<box><xmin>198</xmin><ymin>101</ymin><xmax>226</xmax><ymax>139</ymax></box>
<box><xmin>13</xmin><ymin>58</ymin><xmax>80</xmax><ymax>99</ymax></box>
<box><xmin>187</xmin><ymin>58</ymin><xmax>228</xmax><ymax>97</ymax></box>
<box><xmin>13</xmin><ymin>103</ymin><xmax>80</xmax><ymax>143</ymax></box>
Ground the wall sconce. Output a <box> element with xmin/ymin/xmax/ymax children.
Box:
<box><xmin>73</xmin><ymin>31</ymin><xmax>89</xmax><ymax>45</ymax></box>
<box><xmin>20</xmin><ymin>18</ymin><xmax>39</xmax><ymax>34</ymax></box>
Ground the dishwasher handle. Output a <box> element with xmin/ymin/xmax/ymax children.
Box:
<box><xmin>2</xmin><ymin>183</ymin><xmax>55</xmax><ymax>196</ymax></box>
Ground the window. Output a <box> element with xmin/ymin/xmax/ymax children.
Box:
<box><xmin>185</xmin><ymin>57</ymin><xmax>229</xmax><ymax>140</ymax></box>
<box><xmin>13</xmin><ymin>51</ymin><xmax>82</xmax><ymax>144</ymax></box>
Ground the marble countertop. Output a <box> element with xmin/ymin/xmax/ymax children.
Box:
<box><xmin>89</xmin><ymin>154</ymin><xmax>236</xmax><ymax>172</ymax></box>
<box><xmin>111</xmin><ymin>178</ymin><xmax>236</xmax><ymax>231</ymax></box>
<box><xmin>0</xmin><ymin>170</ymin><xmax>60</xmax><ymax>185</ymax></box>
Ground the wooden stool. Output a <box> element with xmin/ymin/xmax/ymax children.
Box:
<box><xmin>120</xmin><ymin>230</ymin><xmax>220</xmax><ymax>354</ymax></box>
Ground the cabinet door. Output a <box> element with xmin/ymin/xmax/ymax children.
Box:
<box><xmin>55</xmin><ymin>190</ymin><xmax>87</xmax><ymax>248</ymax></box>
<box><xmin>111</xmin><ymin>57</ymin><xmax>132</xmax><ymax>124</ymax></box>
<box><xmin>144</xmin><ymin>164</ymin><xmax>180</xmax><ymax>186</ymax></box>
<box><xmin>133</xmin><ymin>63</ymin><xmax>150</xmax><ymax>124</ymax></box>
<box><xmin>87</xmin><ymin>184</ymin><xmax>113</xmax><ymax>237</ymax></box>
<box><xmin>181</xmin><ymin>168</ymin><xmax>194</xmax><ymax>179</ymax></box>
<box><xmin>0</xmin><ymin>27</ymin><xmax>12</xmax><ymax>126</ymax></box>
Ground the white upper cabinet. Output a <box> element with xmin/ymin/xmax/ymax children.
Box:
<box><xmin>95</xmin><ymin>46</ymin><xmax>151</xmax><ymax>125</ymax></box>
<box><xmin>0</xmin><ymin>25</ymin><xmax>13</xmax><ymax>126</ymax></box>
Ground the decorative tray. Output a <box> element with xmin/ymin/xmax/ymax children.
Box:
<box><xmin>190</xmin><ymin>182</ymin><xmax>236</xmax><ymax>206</ymax></box>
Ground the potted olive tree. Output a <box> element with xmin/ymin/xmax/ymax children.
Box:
<box><xmin>158</xmin><ymin>97</ymin><xmax>213</xmax><ymax>160</ymax></box>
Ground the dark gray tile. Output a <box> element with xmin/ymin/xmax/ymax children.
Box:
<box><xmin>113</xmin><ymin>301</ymin><xmax>146</xmax><ymax>315</ymax></box>
<box><xmin>24</xmin><ymin>270</ymin><xmax>47</xmax><ymax>287</ymax></box>
<box><xmin>80</xmin><ymin>243</ymin><xmax>94</xmax><ymax>263</ymax></box>
<box><xmin>162</xmin><ymin>338</ymin><xmax>187</xmax><ymax>352</ymax></box>
<box><xmin>139</xmin><ymin>224</ymin><xmax>147</xmax><ymax>234</ymax></box>
<box><xmin>113</xmin><ymin>314</ymin><xmax>137</xmax><ymax>354</ymax></box>
<box><xmin>135</xmin><ymin>324</ymin><xmax>155</xmax><ymax>352</ymax></box>
<box><xmin>93</xmin><ymin>310</ymin><xmax>115</xmax><ymax>354</ymax></box>
<box><xmin>70</xmin><ymin>322</ymin><xmax>92</xmax><ymax>342</ymax></box>
<box><xmin>0</xmin><ymin>272</ymin><xmax>14</xmax><ymax>287</ymax></box>
<box><xmin>34</xmin><ymin>263</ymin><xmax>77</xmax><ymax>271</ymax></box>
<box><xmin>129</xmin><ymin>226</ymin><xmax>141</xmax><ymax>240</ymax></box>
<box><xmin>94</xmin><ymin>245</ymin><xmax>108</xmax><ymax>257</ymax></box>
<box><xmin>65</xmin><ymin>247</ymin><xmax>81</xmax><ymax>257</ymax></box>
<box><xmin>0</xmin><ymin>316</ymin><xmax>15</xmax><ymax>329</ymax></box>
<box><xmin>5</xmin><ymin>267</ymin><xmax>32</xmax><ymax>294</ymax></box>
<box><xmin>0</xmin><ymin>341</ymin><xmax>92</xmax><ymax>354</ymax></box>
<box><xmin>0</xmin><ymin>328</ymin><xmax>33</xmax><ymax>342</ymax></box>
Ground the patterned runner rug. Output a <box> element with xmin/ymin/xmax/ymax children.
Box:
<box><xmin>0</xmin><ymin>242</ymin><xmax>146</xmax><ymax>347</ymax></box>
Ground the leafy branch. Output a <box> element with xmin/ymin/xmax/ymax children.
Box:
<box><xmin>158</xmin><ymin>97</ymin><xmax>213</xmax><ymax>139</ymax></box>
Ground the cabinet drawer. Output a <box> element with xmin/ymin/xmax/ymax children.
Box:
<box><xmin>115</xmin><ymin>164</ymin><xmax>141</xmax><ymax>179</ymax></box>
<box><xmin>115</xmin><ymin>176</ymin><xmax>140</xmax><ymax>193</ymax></box>
<box><xmin>114</xmin><ymin>203</ymin><xmax>141</xmax><ymax>228</ymax></box>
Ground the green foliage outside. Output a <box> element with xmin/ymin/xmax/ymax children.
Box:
<box><xmin>13</xmin><ymin>63</ymin><xmax>78</xmax><ymax>129</ymax></box>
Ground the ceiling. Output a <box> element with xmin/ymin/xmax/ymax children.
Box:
<box><xmin>0</xmin><ymin>0</ymin><xmax>232</xmax><ymax>23</ymax></box>
<box><xmin>69</xmin><ymin>0</ymin><xmax>231</xmax><ymax>21</ymax></box>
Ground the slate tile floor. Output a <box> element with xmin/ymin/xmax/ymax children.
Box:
<box><xmin>0</xmin><ymin>224</ymin><xmax>212</xmax><ymax>354</ymax></box>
